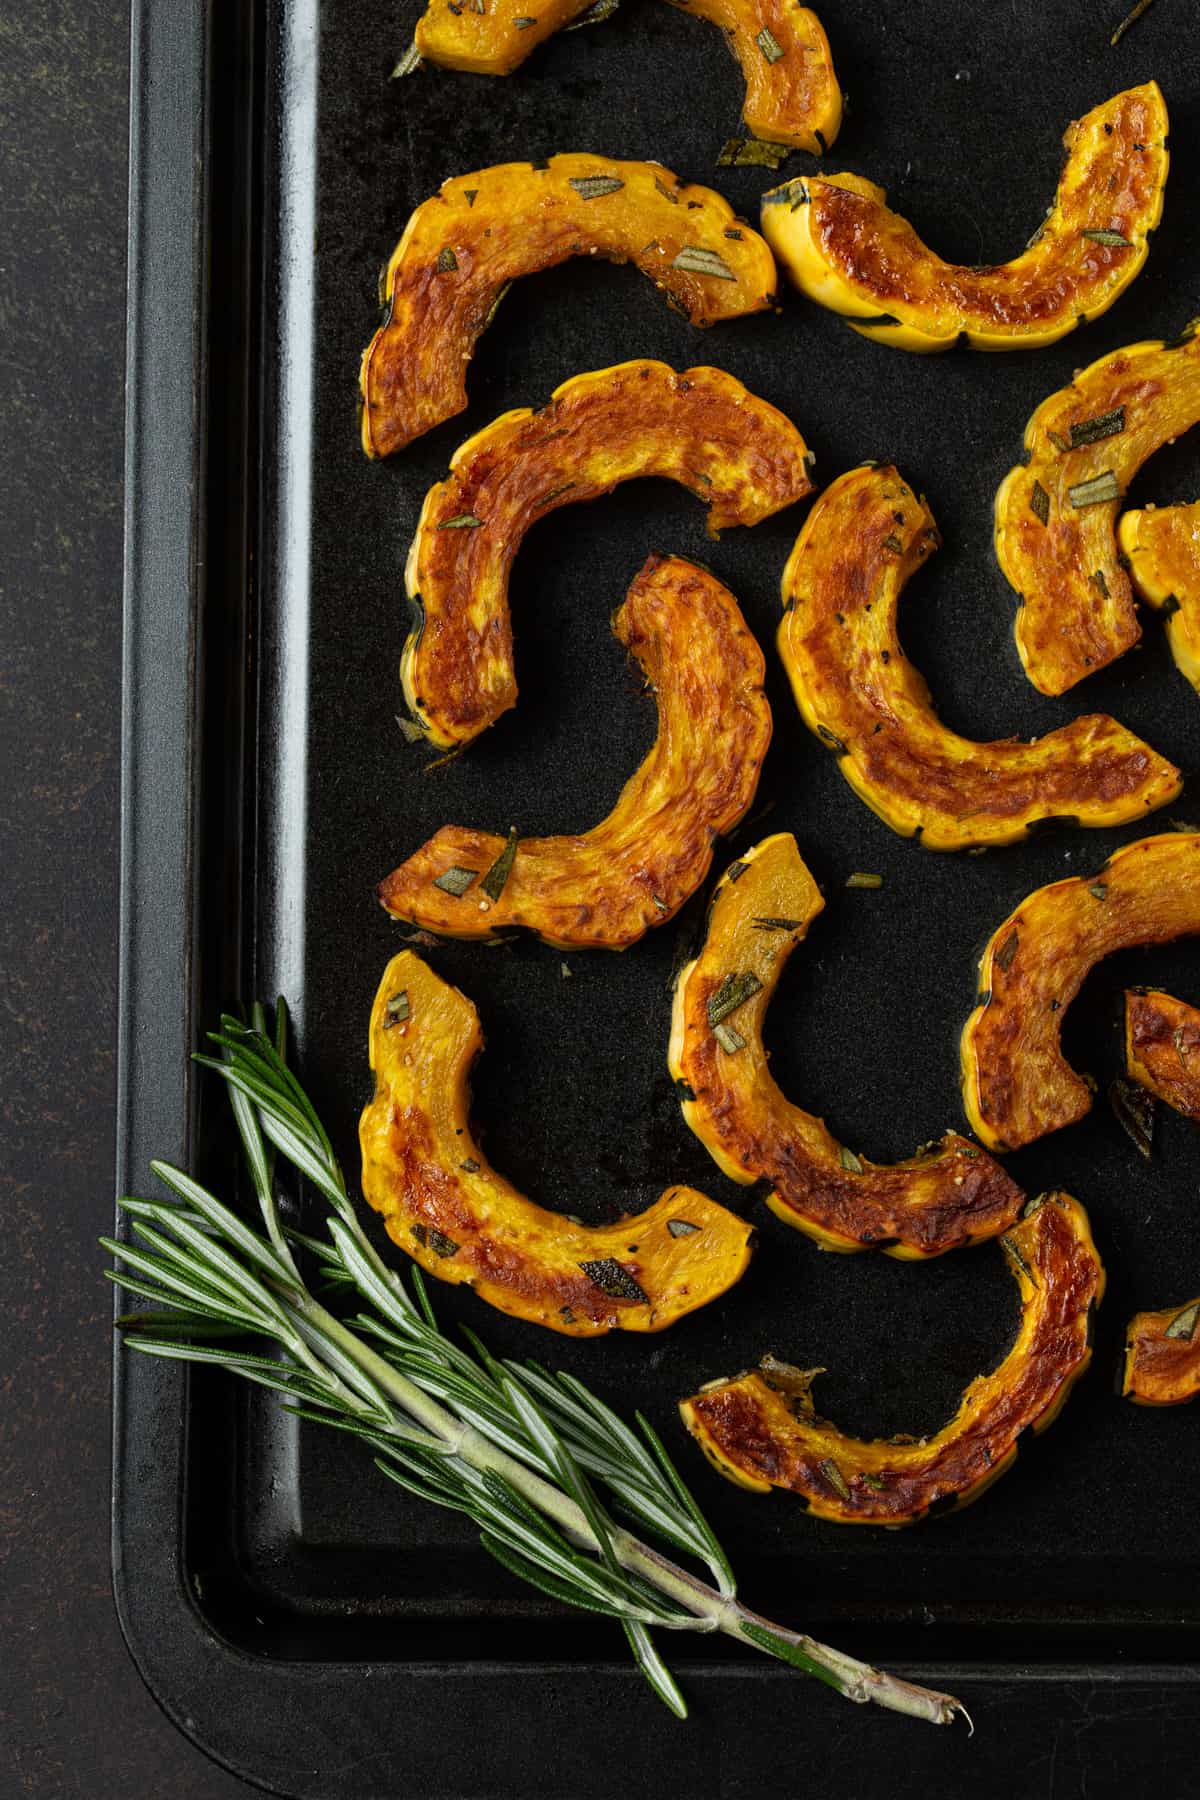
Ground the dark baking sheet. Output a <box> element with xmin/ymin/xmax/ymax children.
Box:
<box><xmin>117</xmin><ymin>0</ymin><xmax>1200</xmax><ymax>1792</ymax></box>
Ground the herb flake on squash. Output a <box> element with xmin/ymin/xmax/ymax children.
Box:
<box><xmin>661</xmin><ymin>0</ymin><xmax>841</xmax><ymax>155</ymax></box>
<box><xmin>760</xmin><ymin>84</ymin><xmax>1167</xmax><ymax>353</ymax></box>
<box><xmin>961</xmin><ymin>833</ymin><xmax>1200</xmax><ymax>1151</ymax></box>
<box><xmin>1118</xmin><ymin>498</ymin><xmax>1200</xmax><ymax>696</ymax></box>
<box><xmin>1125</xmin><ymin>987</ymin><xmax>1200</xmax><ymax>1121</ymax></box>
<box><xmin>668</xmin><ymin>834</ymin><xmax>1024</xmax><ymax>1258</ymax></box>
<box><xmin>360</xmin><ymin>952</ymin><xmax>755</xmax><ymax>1335</ymax></box>
<box><xmin>379</xmin><ymin>555</ymin><xmax>771</xmax><ymax>950</ymax></box>
<box><xmin>777</xmin><ymin>465</ymin><xmax>1179</xmax><ymax>848</ymax></box>
<box><xmin>1124</xmin><ymin>1295</ymin><xmax>1200</xmax><ymax>1406</ymax></box>
<box><xmin>681</xmin><ymin>1192</ymin><xmax>1104</xmax><ymax>1522</ymax></box>
<box><xmin>361</xmin><ymin>158</ymin><xmax>778</xmax><ymax>457</ymax></box>
<box><xmin>401</xmin><ymin>360</ymin><xmax>813</xmax><ymax>749</ymax></box>
<box><xmin>995</xmin><ymin>324</ymin><xmax>1200</xmax><ymax>695</ymax></box>
<box><xmin>409</xmin><ymin>0</ymin><xmax>609</xmax><ymax>77</ymax></box>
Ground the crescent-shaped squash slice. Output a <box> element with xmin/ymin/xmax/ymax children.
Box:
<box><xmin>961</xmin><ymin>833</ymin><xmax>1200</xmax><ymax>1151</ymax></box>
<box><xmin>760</xmin><ymin>84</ymin><xmax>1167</xmax><ymax>353</ymax></box>
<box><xmin>995</xmin><ymin>324</ymin><xmax>1200</xmax><ymax>695</ymax></box>
<box><xmin>403</xmin><ymin>360</ymin><xmax>813</xmax><ymax>748</ymax></box>
<box><xmin>681</xmin><ymin>1192</ymin><xmax>1104</xmax><ymax>1523</ymax></box>
<box><xmin>409</xmin><ymin>0</ymin><xmax>601</xmax><ymax>77</ymax></box>
<box><xmin>1125</xmin><ymin>988</ymin><xmax>1200</xmax><ymax>1121</ymax></box>
<box><xmin>360</xmin><ymin>951</ymin><xmax>755</xmax><ymax>1335</ymax></box>
<box><xmin>662</xmin><ymin>0</ymin><xmax>841</xmax><ymax>155</ymax></box>
<box><xmin>1123</xmin><ymin>1296</ymin><xmax>1200</xmax><ymax>1406</ymax></box>
<box><xmin>1119</xmin><ymin>499</ymin><xmax>1200</xmax><ymax>695</ymax></box>
<box><xmin>668</xmin><ymin>834</ymin><xmax>1025</xmax><ymax>1258</ymax></box>
<box><xmin>378</xmin><ymin>554</ymin><xmax>771</xmax><ymax>950</ymax></box>
<box><xmin>777</xmin><ymin>465</ymin><xmax>1180</xmax><ymax>849</ymax></box>
<box><xmin>361</xmin><ymin>159</ymin><xmax>778</xmax><ymax>457</ymax></box>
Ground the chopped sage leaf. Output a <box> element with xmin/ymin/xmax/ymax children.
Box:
<box><xmin>563</xmin><ymin>0</ymin><xmax>620</xmax><ymax>28</ymax></box>
<box><xmin>1088</xmin><ymin>882</ymin><xmax>1108</xmax><ymax>900</ymax></box>
<box><xmin>559</xmin><ymin>1305</ymin><xmax>576</xmax><ymax>1323</ymax></box>
<box><xmin>480</xmin><ymin>826</ymin><xmax>519</xmax><ymax>902</ymax></box>
<box><xmin>755</xmin><ymin>25</ymin><xmax>784</xmax><ymax>61</ymax></box>
<box><xmin>396</xmin><ymin>714</ymin><xmax>425</xmax><ymax>743</ymax></box>
<box><xmin>863</xmin><ymin>1473</ymin><xmax>887</xmax><ymax>1492</ymax></box>
<box><xmin>1029</xmin><ymin>480</ymin><xmax>1051</xmax><ymax>527</ymax></box>
<box><xmin>437</xmin><ymin>246</ymin><xmax>458</xmax><ymax>273</ymax></box>
<box><xmin>667</xmin><ymin>1219</ymin><xmax>701</xmax><ymax>1238</ymax></box>
<box><xmin>1109</xmin><ymin>1076</ymin><xmax>1154</xmax><ymax>1160</ymax></box>
<box><xmin>463</xmin><ymin>187</ymin><xmax>479</xmax><ymax>205</ymax></box>
<box><xmin>579</xmin><ymin>1258</ymin><xmax>648</xmax><ymax>1303</ymax></box>
<box><xmin>1068</xmin><ymin>405</ymin><xmax>1125</xmax><ymax>448</ymax></box>
<box><xmin>839</xmin><ymin>1146</ymin><xmax>864</xmax><ymax>1174</ymax></box>
<box><xmin>1164</xmin><ymin>1300</ymin><xmax>1200</xmax><ymax>1342</ymax></box>
<box><xmin>411</xmin><ymin>1223</ymin><xmax>460</xmax><ymax>1258</ymax></box>
<box><xmin>707</xmin><ymin>970</ymin><xmax>763</xmax><ymax>1029</ymax></box>
<box><xmin>383</xmin><ymin>990</ymin><xmax>411</xmax><ymax>1029</ymax></box>
<box><xmin>845</xmin><ymin>872</ymin><xmax>883</xmax><ymax>890</ymax></box>
<box><xmin>1068</xmin><ymin>470</ymin><xmax>1122</xmax><ymax>509</ymax></box>
<box><xmin>460</xmin><ymin>1157</ymin><xmax>481</xmax><ymax>1173</ymax></box>
<box><xmin>995</xmin><ymin>929</ymin><xmax>1020</xmax><ymax>974</ymax></box>
<box><xmin>818</xmin><ymin>1458</ymin><xmax>852</xmax><ymax>1502</ymax></box>
<box><xmin>713</xmin><ymin>1021</ymin><xmax>747</xmax><ymax>1055</ymax></box>
<box><xmin>432</xmin><ymin>865</ymin><xmax>478</xmax><ymax>897</ymax></box>
<box><xmin>671</xmin><ymin>246</ymin><xmax>737</xmax><ymax>282</ymax></box>
<box><xmin>391</xmin><ymin>41</ymin><xmax>422</xmax><ymax>77</ymax></box>
<box><xmin>751</xmin><ymin>916</ymin><xmax>802</xmax><ymax>931</ymax></box>
<box><xmin>437</xmin><ymin>512</ymin><xmax>483</xmax><ymax>530</ymax></box>
<box><xmin>1110</xmin><ymin>0</ymin><xmax>1157</xmax><ymax>45</ymax></box>
<box><xmin>1081</xmin><ymin>228</ymin><xmax>1133</xmax><ymax>248</ymax></box>
<box><xmin>569</xmin><ymin>174</ymin><xmax>625</xmax><ymax>199</ymax></box>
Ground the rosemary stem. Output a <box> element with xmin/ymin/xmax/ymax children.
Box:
<box><xmin>292</xmin><ymin>1291</ymin><xmax>965</xmax><ymax>1726</ymax></box>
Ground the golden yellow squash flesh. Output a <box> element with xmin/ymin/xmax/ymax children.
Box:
<box><xmin>1125</xmin><ymin>988</ymin><xmax>1200</xmax><ymax>1121</ymax></box>
<box><xmin>379</xmin><ymin>555</ymin><xmax>771</xmax><ymax>950</ymax></box>
<box><xmin>1118</xmin><ymin>499</ymin><xmax>1200</xmax><ymax>696</ymax></box>
<box><xmin>668</xmin><ymin>834</ymin><xmax>1024</xmax><ymax>1258</ymax></box>
<box><xmin>402</xmin><ymin>360</ymin><xmax>813</xmax><ymax>749</ymax></box>
<box><xmin>361</xmin><ymin>158</ymin><xmax>778</xmax><ymax>457</ymax></box>
<box><xmin>995</xmin><ymin>324</ymin><xmax>1200</xmax><ymax>695</ymax></box>
<box><xmin>1124</xmin><ymin>1297</ymin><xmax>1200</xmax><ymax>1406</ymax></box>
<box><xmin>682</xmin><ymin>1194</ymin><xmax>1104</xmax><ymax>1523</ymax></box>
<box><xmin>360</xmin><ymin>952</ymin><xmax>755</xmax><ymax>1335</ymax></box>
<box><xmin>760</xmin><ymin>84</ymin><xmax>1167</xmax><ymax>352</ymax></box>
<box><xmin>410</xmin><ymin>0</ymin><xmax>601</xmax><ymax>77</ymax></box>
<box><xmin>961</xmin><ymin>834</ymin><xmax>1200</xmax><ymax>1151</ymax></box>
<box><xmin>662</xmin><ymin>0</ymin><xmax>841</xmax><ymax>154</ymax></box>
<box><xmin>777</xmin><ymin>464</ymin><xmax>1179</xmax><ymax>849</ymax></box>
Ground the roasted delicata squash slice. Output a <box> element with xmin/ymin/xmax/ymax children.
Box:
<box><xmin>379</xmin><ymin>555</ymin><xmax>771</xmax><ymax>950</ymax></box>
<box><xmin>1123</xmin><ymin>1296</ymin><xmax>1200</xmax><ymax>1406</ymax></box>
<box><xmin>996</xmin><ymin>324</ymin><xmax>1200</xmax><ymax>695</ymax></box>
<box><xmin>403</xmin><ymin>360</ymin><xmax>813</xmax><ymax>748</ymax></box>
<box><xmin>1119</xmin><ymin>499</ymin><xmax>1200</xmax><ymax>696</ymax></box>
<box><xmin>360</xmin><ymin>952</ymin><xmax>755</xmax><ymax>1335</ymax></box>
<box><xmin>760</xmin><ymin>84</ymin><xmax>1167</xmax><ymax>352</ymax></box>
<box><xmin>682</xmin><ymin>1192</ymin><xmax>1104</xmax><ymax>1522</ymax></box>
<box><xmin>406</xmin><ymin>0</ymin><xmax>605</xmax><ymax>78</ymax></box>
<box><xmin>668</xmin><ymin>834</ymin><xmax>1024</xmax><ymax>1258</ymax></box>
<box><xmin>962</xmin><ymin>834</ymin><xmax>1200</xmax><ymax>1152</ymax></box>
<box><xmin>1125</xmin><ymin>988</ymin><xmax>1200</xmax><ymax>1121</ymax></box>
<box><xmin>777</xmin><ymin>465</ymin><xmax>1180</xmax><ymax>849</ymax></box>
<box><xmin>361</xmin><ymin>159</ymin><xmax>778</xmax><ymax>457</ymax></box>
<box><xmin>663</xmin><ymin>0</ymin><xmax>841</xmax><ymax>155</ymax></box>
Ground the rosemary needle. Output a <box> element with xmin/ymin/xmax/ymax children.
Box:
<box><xmin>104</xmin><ymin>1001</ymin><xmax>969</xmax><ymax>1730</ymax></box>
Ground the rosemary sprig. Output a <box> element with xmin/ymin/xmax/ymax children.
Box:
<box><xmin>104</xmin><ymin>1002</ymin><xmax>968</xmax><ymax>1730</ymax></box>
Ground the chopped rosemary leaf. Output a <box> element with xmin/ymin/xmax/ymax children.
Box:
<box><xmin>671</xmin><ymin>246</ymin><xmax>737</xmax><ymax>282</ymax></box>
<box><xmin>579</xmin><ymin>1258</ymin><xmax>648</xmax><ymax>1303</ymax></box>
<box><xmin>1164</xmin><ymin>1300</ymin><xmax>1200</xmax><ymax>1342</ymax></box>
<box><xmin>1110</xmin><ymin>0</ymin><xmax>1157</xmax><ymax>45</ymax></box>
<box><xmin>569</xmin><ymin>174</ymin><xmax>626</xmax><ymax>200</ymax></box>
<box><xmin>463</xmin><ymin>187</ymin><xmax>478</xmax><ymax>205</ymax></box>
<box><xmin>1081</xmin><ymin>228</ymin><xmax>1133</xmax><ymax>248</ymax></box>
<box><xmin>1029</xmin><ymin>480</ymin><xmax>1051</xmax><ymax>527</ymax></box>
<box><xmin>817</xmin><ymin>724</ymin><xmax>847</xmax><ymax>754</ymax></box>
<box><xmin>1089</xmin><ymin>569</ymin><xmax>1110</xmax><ymax>599</ymax></box>
<box><xmin>437</xmin><ymin>512</ymin><xmax>483</xmax><ymax>530</ymax></box>
<box><xmin>1001</xmin><ymin>1234</ymin><xmax>1038</xmax><ymax>1287</ymax></box>
<box><xmin>651</xmin><ymin>894</ymin><xmax>669</xmax><ymax>913</ymax></box>
<box><xmin>707</xmin><ymin>971</ymin><xmax>763</xmax><ymax>1028</ymax></box>
<box><xmin>469</xmin><ymin>0</ymin><xmax>485</xmax><ymax>11</ymax></box>
<box><xmin>460</xmin><ymin>1157</ymin><xmax>481</xmax><ymax>1173</ymax></box>
<box><xmin>839</xmin><ymin>1146</ymin><xmax>864</xmax><ymax>1174</ymax></box>
<box><xmin>667</xmin><ymin>1219</ymin><xmax>701</xmax><ymax>1237</ymax></box>
<box><xmin>480</xmin><ymin>826</ymin><xmax>518</xmax><ymax>902</ymax></box>
<box><xmin>437</xmin><ymin>246</ymin><xmax>458</xmax><ymax>272</ymax></box>
<box><xmin>726</xmin><ymin>861</ymin><xmax>750</xmax><ymax>882</ymax></box>
<box><xmin>562</xmin><ymin>0</ymin><xmax>620</xmax><ymax>28</ymax></box>
<box><xmin>1046</xmin><ymin>428</ymin><xmax>1072</xmax><ymax>454</ymax></box>
<box><xmin>1068</xmin><ymin>405</ymin><xmax>1125</xmax><ymax>448</ymax></box>
<box><xmin>396</xmin><ymin>714</ymin><xmax>425</xmax><ymax>743</ymax></box>
<box><xmin>713</xmin><ymin>1021</ymin><xmax>747</xmax><ymax>1055</ymax></box>
<box><xmin>1088</xmin><ymin>882</ymin><xmax>1109</xmax><ymax>901</ymax></box>
<box><xmin>383</xmin><ymin>990</ymin><xmax>411</xmax><ymax>1029</ymax></box>
<box><xmin>755</xmin><ymin>25</ymin><xmax>784</xmax><ymax>61</ymax></box>
<box><xmin>863</xmin><ymin>1473</ymin><xmax>887</xmax><ymax>1492</ymax></box>
<box><xmin>1109</xmin><ymin>1076</ymin><xmax>1154</xmax><ymax>1159</ymax></box>
<box><xmin>845</xmin><ymin>872</ymin><xmax>883</xmax><ymax>890</ymax></box>
<box><xmin>432</xmin><ymin>865</ymin><xmax>478</xmax><ymax>897</ymax></box>
<box><xmin>818</xmin><ymin>1458</ymin><xmax>852</xmax><ymax>1502</ymax></box>
<box><xmin>751</xmin><ymin>916</ymin><xmax>802</xmax><ymax>931</ymax></box>
<box><xmin>412</xmin><ymin>1223</ymin><xmax>460</xmax><ymax>1258</ymax></box>
<box><xmin>1068</xmin><ymin>470</ymin><xmax>1122</xmax><ymax>509</ymax></box>
<box><xmin>391</xmin><ymin>41</ymin><xmax>422</xmax><ymax>77</ymax></box>
<box><xmin>513</xmin><ymin>14</ymin><xmax>537</xmax><ymax>24</ymax></box>
<box><xmin>484</xmin><ymin>282</ymin><xmax>511</xmax><ymax>329</ymax></box>
<box><xmin>653</xmin><ymin>174</ymin><xmax>679</xmax><ymax>204</ymax></box>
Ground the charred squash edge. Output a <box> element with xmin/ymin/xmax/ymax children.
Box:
<box><xmin>760</xmin><ymin>83</ymin><xmax>1167</xmax><ymax>352</ymax></box>
<box><xmin>660</xmin><ymin>0</ymin><xmax>841</xmax><ymax>155</ymax></box>
<box><xmin>667</xmin><ymin>833</ymin><xmax>1025</xmax><ymax>1258</ymax></box>
<box><xmin>1118</xmin><ymin>500</ymin><xmax>1200</xmax><ymax>697</ymax></box>
<box><xmin>1123</xmin><ymin>1295</ymin><xmax>1200</xmax><ymax>1406</ymax></box>
<box><xmin>401</xmin><ymin>360</ymin><xmax>814</xmax><ymax>749</ymax></box>
<box><xmin>378</xmin><ymin>554</ymin><xmax>772</xmax><ymax>950</ymax></box>
<box><xmin>361</xmin><ymin>157</ymin><xmax>778</xmax><ymax>458</ymax></box>
<box><xmin>995</xmin><ymin>324</ymin><xmax>1200</xmax><ymax>697</ymax></box>
<box><xmin>961</xmin><ymin>833</ymin><xmax>1200</xmax><ymax>1152</ymax></box>
<box><xmin>777</xmin><ymin>464</ymin><xmax>1180</xmax><ymax>848</ymax></box>
<box><xmin>1124</xmin><ymin>987</ymin><xmax>1200</xmax><ymax>1120</ymax></box>
<box><xmin>681</xmin><ymin>1192</ymin><xmax>1104</xmax><ymax>1523</ymax></box>
<box><xmin>360</xmin><ymin>950</ymin><xmax>755</xmax><ymax>1336</ymax></box>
